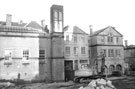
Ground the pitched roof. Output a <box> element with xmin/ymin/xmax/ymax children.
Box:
<box><xmin>91</xmin><ymin>26</ymin><xmax>123</xmax><ymax>37</ymax></box>
<box><xmin>73</xmin><ymin>26</ymin><xmax>88</xmax><ymax>35</ymax></box>
<box><xmin>25</xmin><ymin>21</ymin><xmax>42</xmax><ymax>29</ymax></box>
<box><xmin>0</xmin><ymin>21</ymin><xmax>27</xmax><ymax>27</ymax></box>
<box><xmin>0</xmin><ymin>25</ymin><xmax>42</xmax><ymax>33</ymax></box>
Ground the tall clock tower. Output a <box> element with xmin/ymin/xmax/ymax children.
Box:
<box><xmin>50</xmin><ymin>5</ymin><xmax>64</xmax><ymax>81</ymax></box>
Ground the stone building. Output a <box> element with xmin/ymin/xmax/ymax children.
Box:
<box><xmin>0</xmin><ymin>14</ymin><xmax>51</xmax><ymax>81</ymax></box>
<box><xmin>90</xmin><ymin>26</ymin><xmax>125</xmax><ymax>74</ymax></box>
<box><xmin>0</xmin><ymin>4</ymin><xmax>65</xmax><ymax>82</ymax></box>
<box><xmin>63</xmin><ymin>26</ymin><xmax>90</xmax><ymax>80</ymax></box>
<box><xmin>124</xmin><ymin>44</ymin><xmax>135</xmax><ymax>71</ymax></box>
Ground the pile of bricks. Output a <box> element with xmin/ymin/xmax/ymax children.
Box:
<box><xmin>79</xmin><ymin>78</ymin><xmax>116</xmax><ymax>89</ymax></box>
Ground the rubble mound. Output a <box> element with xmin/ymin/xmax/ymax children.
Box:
<box><xmin>79</xmin><ymin>78</ymin><xmax>116</xmax><ymax>89</ymax></box>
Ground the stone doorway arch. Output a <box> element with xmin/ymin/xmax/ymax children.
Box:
<box><xmin>116</xmin><ymin>64</ymin><xmax>122</xmax><ymax>71</ymax></box>
<box><xmin>109</xmin><ymin>65</ymin><xmax>115</xmax><ymax>74</ymax></box>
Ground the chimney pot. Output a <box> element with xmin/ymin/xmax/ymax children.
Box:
<box><xmin>125</xmin><ymin>40</ymin><xmax>128</xmax><ymax>47</ymax></box>
<box><xmin>41</xmin><ymin>19</ymin><xmax>46</xmax><ymax>28</ymax></box>
<box><xmin>6</xmin><ymin>14</ymin><xmax>12</xmax><ymax>26</ymax></box>
<box><xmin>89</xmin><ymin>25</ymin><xmax>93</xmax><ymax>36</ymax></box>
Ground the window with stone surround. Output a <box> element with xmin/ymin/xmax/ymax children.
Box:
<box><xmin>101</xmin><ymin>36</ymin><xmax>105</xmax><ymax>43</ymax></box>
<box><xmin>81</xmin><ymin>47</ymin><xmax>85</xmax><ymax>54</ymax></box>
<box><xmin>108</xmin><ymin>33</ymin><xmax>113</xmax><ymax>43</ymax></box>
<box><xmin>65</xmin><ymin>46</ymin><xmax>70</xmax><ymax>55</ymax></box>
<box><xmin>108</xmin><ymin>49</ymin><xmax>114</xmax><ymax>57</ymax></box>
<box><xmin>74</xmin><ymin>60</ymin><xmax>78</xmax><ymax>70</ymax></box>
<box><xmin>74</xmin><ymin>47</ymin><xmax>77</xmax><ymax>55</ymax></box>
<box><xmin>100</xmin><ymin>49</ymin><xmax>106</xmax><ymax>57</ymax></box>
<box><xmin>74</xmin><ymin>36</ymin><xmax>77</xmax><ymax>43</ymax></box>
<box><xmin>4</xmin><ymin>49</ymin><xmax>12</xmax><ymax>60</ymax></box>
<box><xmin>66</xmin><ymin>35</ymin><xmax>69</xmax><ymax>42</ymax></box>
<box><xmin>116</xmin><ymin>37</ymin><xmax>119</xmax><ymax>43</ymax></box>
<box><xmin>23</xmin><ymin>50</ymin><xmax>29</xmax><ymax>60</ymax></box>
<box><xmin>39</xmin><ymin>50</ymin><xmax>45</xmax><ymax>60</ymax></box>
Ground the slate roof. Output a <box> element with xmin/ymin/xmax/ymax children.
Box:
<box><xmin>25</xmin><ymin>21</ymin><xmax>42</xmax><ymax>29</ymax></box>
<box><xmin>73</xmin><ymin>26</ymin><xmax>88</xmax><ymax>35</ymax></box>
<box><xmin>0</xmin><ymin>25</ymin><xmax>42</xmax><ymax>33</ymax></box>
<box><xmin>91</xmin><ymin>26</ymin><xmax>123</xmax><ymax>37</ymax></box>
<box><xmin>0</xmin><ymin>20</ymin><xmax>43</xmax><ymax>33</ymax></box>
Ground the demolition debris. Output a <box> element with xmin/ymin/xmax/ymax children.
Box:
<box><xmin>79</xmin><ymin>78</ymin><xmax>116</xmax><ymax>89</ymax></box>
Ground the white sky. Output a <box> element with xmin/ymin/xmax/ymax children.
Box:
<box><xmin>0</xmin><ymin>0</ymin><xmax>135</xmax><ymax>45</ymax></box>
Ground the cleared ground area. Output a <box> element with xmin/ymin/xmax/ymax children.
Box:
<box><xmin>0</xmin><ymin>76</ymin><xmax>135</xmax><ymax>89</ymax></box>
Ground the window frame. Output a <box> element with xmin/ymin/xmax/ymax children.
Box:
<box><xmin>65</xmin><ymin>46</ymin><xmax>70</xmax><ymax>55</ymax></box>
<box><xmin>23</xmin><ymin>49</ymin><xmax>29</xmax><ymax>60</ymax></box>
<box><xmin>39</xmin><ymin>50</ymin><xmax>45</xmax><ymax>60</ymax></box>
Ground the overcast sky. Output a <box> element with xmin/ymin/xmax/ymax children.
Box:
<box><xmin>0</xmin><ymin>0</ymin><xmax>135</xmax><ymax>45</ymax></box>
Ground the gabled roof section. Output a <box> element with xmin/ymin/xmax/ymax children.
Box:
<box><xmin>73</xmin><ymin>26</ymin><xmax>88</xmax><ymax>35</ymax></box>
<box><xmin>25</xmin><ymin>21</ymin><xmax>42</xmax><ymax>29</ymax></box>
<box><xmin>91</xmin><ymin>26</ymin><xmax>123</xmax><ymax>37</ymax></box>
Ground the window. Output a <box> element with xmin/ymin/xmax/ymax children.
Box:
<box><xmin>74</xmin><ymin>36</ymin><xmax>77</xmax><ymax>43</ymax></box>
<box><xmin>81</xmin><ymin>37</ymin><xmax>85</xmax><ymax>42</ymax></box>
<box><xmin>100</xmin><ymin>49</ymin><xmax>106</xmax><ymax>57</ymax></box>
<box><xmin>74</xmin><ymin>47</ymin><xmax>77</xmax><ymax>55</ymax></box>
<box><xmin>4</xmin><ymin>49</ymin><xmax>12</xmax><ymax>60</ymax></box>
<box><xmin>115</xmin><ymin>49</ymin><xmax>121</xmax><ymax>57</ymax></box>
<box><xmin>59</xmin><ymin>12</ymin><xmax>62</xmax><ymax>21</ymax></box>
<box><xmin>116</xmin><ymin>37</ymin><xmax>119</xmax><ymax>43</ymax></box>
<box><xmin>108</xmin><ymin>36</ymin><xmax>113</xmax><ymax>43</ymax></box>
<box><xmin>111</xmin><ymin>49</ymin><xmax>114</xmax><ymax>57</ymax></box>
<box><xmin>65</xmin><ymin>47</ymin><xmax>70</xmax><ymax>55</ymax></box>
<box><xmin>80</xmin><ymin>60</ymin><xmax>88</xmax><ymax>63</ymax></box>
<box><xmin>66</xmin><ymin>35</ymin><xmax>69</xmax><ymax>41</ymax></box>
<box><xmin>117</xmin><ymin>49</ymin><xmax>121</xmax><ymax>56</ymax></box>
<box><xmin>108</xmin><ymin>49</ymin><xmax>114</xmax><ymax>57</ymax></box>
<box><xmin>101</xmin><ymin>36</ymin><xmax>105</xmax><ymax>42</ymax></box>
<box><xmin>108</xmin><ymin>49</ymin><xmax>111</xmax><ymax>57</ymax></box>
<box><xmin>39</xmin><ymin>50</ymin><xmax>45</xmax><ymax>60</ymax></box>
<box><xmin>54</xmin><ymin>11</ymin><xmax>58</xmax><ymax>20</ymax></box>
<box><xmin>108</xmin><ymin>33</ymin><xmax>113</xmax><ymax>43</ymax></box>
<box><xmin>81</xmin><ymin>47</ymin><xmax>85</xmax><ymax>54</ymax></box>
<box><xmin>103</xmin><ymin>49</ymin><xmax>106</xmax><ymax>57</ymax></box>
<box><xmin>23</xmin><ymin>50</ymin><xmax>29</xmax><ymax>60</ymax></box>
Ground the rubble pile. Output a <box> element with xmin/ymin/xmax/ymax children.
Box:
<box><xmin>79</xmin><ymin>78</ymin><xmax>116</xmax><ymax>89</ymax></box>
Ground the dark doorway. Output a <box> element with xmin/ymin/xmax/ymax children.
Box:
<box><xmin>64</xmin><ymin>60</ymin><xmax>74</xmax><ymax>81</ymax></box>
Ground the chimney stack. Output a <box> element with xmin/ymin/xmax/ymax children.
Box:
<box><xmin>41</xmin><ymin>19</ymin><xmax>46</xmax><ymax>28</ymax></box>
<box><xmin>125</xmin><ymin>40</ymin><xmax>128</xmax><ymax>47</ymax></box>
<box><xmin>19</xmin><ymin>20</ymin><xmax>23</xmax><ymax>24</ymax></box>
<box><xmin>89</xmin><ymin>25</ymin><xmax>93</xmax><ymax>36</ymax></box>
<box><xmin>6</xmin><ymin>14</ymin><xmax>12</xmax><ymax>26</ymax></box>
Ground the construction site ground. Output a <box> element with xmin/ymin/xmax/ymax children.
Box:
<box><xmin>0</xmin><ymin>76</ymin><xmax>135</xmax><ymax>89</ymax></box>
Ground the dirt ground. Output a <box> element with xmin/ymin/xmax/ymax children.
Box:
<box><xmin>0</xmin><ymin>76</ymin><xmax>135</xmax><ymax>89</ymax></box>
